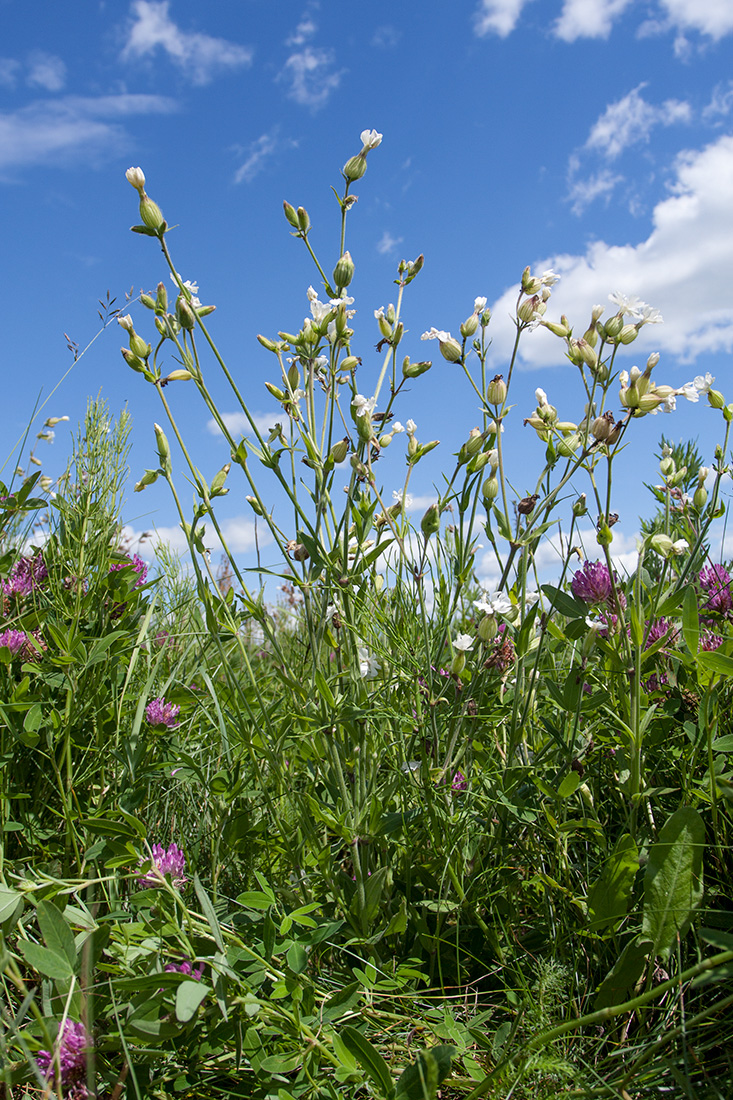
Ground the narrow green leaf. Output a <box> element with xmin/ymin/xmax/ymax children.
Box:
<box><xmin>594</xmin><ymin>935</ymin><xmax>653</xmax><ymax>1011</ymax></box>
<box><xmin>682</xmin><ymin>585</ymin><xmax>700</xmax><ymax>655</ymax></box>
<box><xmin>193</xmin><ymin>874</ymin><xmax>226</xmax><ymax>953</ymax></box>
<box><xmin>395</xmin><ymin>1045</ymin><xmax>455</xmax><ymax>1100</ymax></box>
<box><xmin>643</xmin><ymin>806</ymin><xmax>704</xmax><ymax>960</ymax></box>
<box><xmin>341</xmin><ymin>1025</ymin><xmax>394</xmax><ymax>1098</ymax></box>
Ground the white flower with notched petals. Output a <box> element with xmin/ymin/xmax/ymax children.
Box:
<box><xmin>353</xmin><ymin>394</ymin><xmax>376</xmax><ymax>419</ymax></box>
<box><xmin>636</xmin><ymin>303</ymin><xmax>663</xmax><ymax>326</ymax></box>
<box><xmin>421</xmin><ymin>327</ymin><xmax>452</xmax><ymax>342</ymax></box>
<box><xmin>406</xmin><ymin>419</ymin><xmax>417</xmax><ymax>434</ymax></box>
<box><xmin>453</xmin><ymin>633</ymin><xmax>474</xmax><ymax>652</ymax></box>
<box><xmin>358</xmin><ymin>646</ymin><xmax>380</xmax><ymax>678</ymax></box>
<box><xmin>694</xmin><ymin>373</ymin><xmax>714</xmax><ymax>394</ymax></box>
<box><xmin>313</xmin><ymin>355</ymin><xmax>329</xmax><ymax>370</ymax></box>
<box><xmin>392</xmin><ymin>489</ymin><xmax>413</xmax><ymax>508</ymax></box>
<box><xmin>391</xmin><ymin>421</ymin><xmax>405</xmax><ymax>434</ymax></box>
<box><xmin>474</xmin><ymin>296</ymin><xmax>487</xmax><ymax>313</ymax></box>
<box><xmin>678</xmin><ymin>381</ymin><xmax>700</xmax><ymax>403</ymax></box>
<box><xmin>475</xmin><ymin>591</ymin><xmax>513</xmax><ymax>616</ymax></box>
<box><xmin>524</xmin><ymin>591</ymin><xmax>539</xmax><ymax>606</ymax></box>
<box><xmin>609</xmin><ymin>291</ymin><xmax>644</xmax><ymax>317</ymax></box>
<box><xmin>671</xmin><ymin>539</ymin><xmax>689</xmax><ymax>555</ymax></box>
<box><xmin>118</xmin><ymin>314</ymin><xmax>134</xmax><ymax>332</ymax></box>
<box><xmin>539</xmin><ymin>270</ymin><xmax>560</xmax><ymax>287</ymax></box>
<box><xmin>360</xmin><ymin>129</ymin><xmax>383</xmax><ymax>150</ymax></box>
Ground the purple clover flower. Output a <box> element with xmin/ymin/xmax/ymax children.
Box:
<box><xmin>571</xmin><ymin>560</ymin><xmax>615</xmax><ymax>606</ymax></box>
<box><xmin>36</xmin><ymin>1019</ymin><xmax>91</xmax><ymax>1100</ymax></box>
<box><xmin>451</xmin><ymin>770</ymin><xmax>468</xmax><ymax>792</ymax></box>
<box><xmin>138</xmin><ymin>842</ymin><xmax>187</xmax><ymax>889</ymax></box>
<box><xmin>699</xmin><ymin>564</ymin><xmax>732</xmax><ymax>615</ymax></box>
<box><xmin>0</xmin><ymin>629</ymin><xmax>27</xmax><ymax>656</ymax></box>
<box><xmin>644</xmin><ymin>618</ymin><xmax>677</xmax><ymax>649</ymax></box>
<box><xmin>165</xmin><ymin>958</ymin><xmax>204</xmax><ymax>980</ymax></box>
<box><xmin>145</xmin><ymin>697</ymin><xmax>180</xmax><ymax>727</ymax></box>
<box><xmin>3</xmin><ymin>553</ymin><xmax>47</xmax><ymax>598</ymax></box>
<box><xmin>701</xmin><ymin>630</ymin><xmax>724</xmax><ymax>650</ymax></box>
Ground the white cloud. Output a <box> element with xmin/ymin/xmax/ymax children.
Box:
<box><xmin>568</xmin><ymin>168</ymin><xmax>623</xmax><ymax>214</ymax></box>
<box><xmin>473</xmin><ymin>0</ymin><xmax>535</xmax><ymax>37</ymax></box>
<box><xmin>0</xmin><ymin>58</ymin><xmax>20</xmax><ymax>88</ymax></box>
<box><xmin>0</xmin><ymin>93</ymin><xmax>176</xmax><ymax>177</ymax></box>
<box><xmin>206</xmin><ymin>411</ymin><xmax>283</xmax><ymax>438</ymax></box>
<box><xmin>703</xmin><ymin>80</ymin><xmax>733</xmax><ymax>122</ymax></box>
<box><xmin>554</xmin><ymin>0</ymin><xmax>634</xmax><ymax>42</ymax></box>
<box><xmin>477</xmin><ymin>525</ymin><xmax>641</xmax><ymax>588</ymax></box>
<box><xmin>234</xmin><ymin>131</ymin><xmax>278</xmax><ymax>184</ymax></box>
<box><xmin>278</xmin><ymin>46</ymin><xmax>343</xmax><ymax>109</ymax></box>
<box><xmin>376</xmin><ymin>230</ymin><xmax>403</xmax><ymax>256</ymax></box>
<box><xmin>487</xmin><ymin>133</ymin><xmax>733</xmax><ymax>368</ymax></box>
<box><xmin>658</xmin><ymin>0</ymin><xmax>733</xmax><ymax>38</ymax></box>
<box><xmin>286</xmin><ymin>17</ymin><xmax>317</xmax><ymax>47</ymax></box>
<box><xmin>26</xmin><ymin>51</ymin><xmax>66</xmax><ymax>92</ymax></box>
<box><xmin>585</xmin><ymin>84</ymin><xmax>691</xmax><ymax>160</ymax></box>
<box><xmin>124</xmin><ymin>516</ymin><xmax>271</xmax><ymax>559</ymax></box>
<box><xmin>122</xmin><ymin>0</ymin><xmax>252</xmax><ymax>85</ymax></box>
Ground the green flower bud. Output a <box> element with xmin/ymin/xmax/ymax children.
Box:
<box><xmin>283</xmin><ymin>201</ymin><xmax>300</xmax><ymax>229</ymax></box>
<box><xmin>420</xmin><ymin>503</ymin><xmax>441</xmax><ymax>539</ymax></box>
<box><xmin>438</xmin><ymin>336</ymin><xmax>462</xmax><ymax>363</ymax></box>
<box><xmin>257</xmin><ymin>334</ymin><xmax>280</xmax><ymax>352</ymax></box>
<box><xmin>343</xmin><ymin>153</ymin><xmax>367</xmax><ymax>181</ymax></box>
<box><xmin>329</xmin><ymin>438</ymin><xmax>349</xmax><ymax>465</ymax></box>
<box><xmin>154</xmin><ymin>423</ymin><xmax>172</xmax><ymax>474</ymax></box>
<box><xmin>604</xmin><ymin>314</ymin><xmax>624</xmax><ymax>339</ymax></box>
<box><xmin>176</xmin><ymin>298</ymin><xmax>196</xmax><ymax>331</ymax></box>
<box><xmin>156</xmin><ymin>282</ymin><xmax>168</xmax><ymax>312</ymax></box>
<box><xmin>596</xmin><ymin>523</ymin><xmax>614</xmax><ymax>546</ymax></box>
<box><xmin>618</xmin><ymin>324</ymin><xmax>638</xmax><ymax>345</ymax></box>
<box><xmin>140</xmin><ymin>293</ymin><xmax>156</xmax><ymax>310</ymax></box>
<box><xmin>247</xmin><ymin>494</ymin><xmax>264</xmax><ymax>516</ymax></box>
<box><xmin>297</xmin><ymin>207</ymin><xmax>310</xmax><ymax>233</ymax></box>
<box><xmin>478</xmin><ymin>614</ymin><xmax>498</xmax><ymax>643</ymax></box>
<box><xmin>708</xmin><ymin>389</ymin><xmax>725</xmax><ymax>410</ymax></box>
<box><xmin>121</xmin><ymin>347</ymin><xmax>145</xmax><ymax>373</ymax></box>
<box><xmin>333</xmin><ymin>251</ymin><xmax>355</xmax><ymax>288</ymax></box>
<box><xmin>460</xmin><ymin>313</ymin><xmax>480</xmax><ymax>338</ymax></box>
<box><xmin>341</xmin><ymin>356</ymin><xmax>359</xmax><ymax>372</ymax></box>
<box><xmin>693</xmin><ymin>485</ymin><xmax>708</xmax><ymax>509</ymax></box>
<box><xmin>486</xmin><ymin>375</ymin><xmax>507</xmax><ymax>406</ymax></box>
<box><xmin>129</xmin><ymin>331</ymin><xmax>151</xmax><ymax>360</ymax></box>
<box><xmin>482</xmin><ymin>476</ymin><xmax>500</xmax><ymax>502</ymax></box>
<box><xmin>402</xmin><ymin>357</ymin><xmax>432</xmax><ymax>379</ymax></box>
<box><xmin>164</xmin><ymin>369</ymin><xmax>194</xmax><ymax>382</ymax></box>
<box><xmin>573</xmin><ymin>493</ymin><xmax>588</xmax><ymax>517</ymax></box>
<box><xmin>265</xmin><ymin>382</ymin><xmax>285</xmax><ymax>401</ymax></box>
<box><xmin>139</xmin><ymin>194</ymin><xmax>165</xmax><ymax>232</ymax></box>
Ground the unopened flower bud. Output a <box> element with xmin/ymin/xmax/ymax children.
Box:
<box><xmin>596</xmin><ymin>523</ymin><xmax>613</xmax><ymax>546</ymax></box>
<box><xmin>139</xmin><ymin>194</ymin><xmax>165</xmax><ymax>232</ymax></box>
<box><xmin>460</xmin><ymin>313</ymin><xmax>480</xmax><ymax>338</ymax></box>
<box><xmin>257</xmin><ymin>334</ymin><xmax>279</xmax><ymax>352</ymax></box>
<box><xmin>329</xmin><ymin>438</ymin><xmax>349</xmax><ymax>465</ymax></box>
<box><xmin>618</xmin><ymin>324</ymin><xmax>638</xmax><ymax>345</ymax></box>
<box><xmin>343</xmin><ymin>153</ymin><xmax>367</xmax><ymax>181</ymax></box>
<box><xmin>333</xmin><ymin>251</ymin><xmax>355</xmax><ymax>288</ymax></box>
<box><xmin>140</xmin><ymin>293</ymin><xmax>156</xmax><ymax>310</ymax></box>
<box><xmin>154</xmin><ymin>423</ymin><xmax>171</xmax><ymax>470</ymax></box>
<box><xmin>478</xmin><ymin>614</ymin><xmax>498</xmax><ymax>643</ymax></box>
<box><xmin>402</xmin><ymin>357</ymin><xmax>432</xmax><ymax>379</ymax></box>
<box><xmin>121</xmin><ymin>347</ymin><xmax>145</xmax><ymax>373</ymax></box>
<box><xmin>592</xmin><ymin>413</ymin><xmax>616</xmax><ymax>442</ymax></box>
<box><xmin>438</xmin><ymin>336</ymin><xmax>462</xmax><ymax>362</ymax></box>
<box><xmin>660</xmin><ymin>455</ymin><xmax>675</xmax><ymax>477</ymax></box>
<box><xmin>467</xmin><ymin>449</ymin><xmax>492</xmax><ymax>474</ymax></box>
<box><xmin>265</xmin><ymin>382</ymin><xmax>286</xmax><ymax>401</ymax></box>
<box><xmin>521</xmin><ymin>267</ymin><xmax>541</xmax><ymax>295</ymax></box>
<box><xmin>708</xmin><ymin>389</ymin><xmax>725</xmax><ymax>410</ymax></box>
<box><xmin>176</xmin><ymin>298</ymin><xmax>196</xmax><ymax>330</ymax></box>
<box><xmin>164</xmin><ymin>369</ymin><xmax>194</xmax><ymax>382</ymax></box>
<box><xmin>557</xmin><ymin>433</ymin><xmax>581</xmax><ymax>457</ymax></box>
<box><xmin>517</xmin><ymin>295</ymin><xmax>540</xmax><ymax>323</ymax></box>
<box><xmin>573</xmin><ymin>494</ymin><xmax>587</xmax><ymax>517</ymax></box>
<box><xmin>636</xmin><ymin>392</ymin><xmax>663</xmax><ymax>413</ymax></box>
<box><xmin>421</xmin><ymin>503</ymin><xmax>441</xmax><ymax>539</ymax></box>
<box><xmin>604</xmin><ymin>314</ymin><xmax>624</xmax><ymax>339</ymax></box>
<box><xmin>297</xmin><ymin>207</ymin><xmax>310</xmax><ymax>233</ymax></box>
<box><xmin>542</xmin><ymin>317</ymin><xmax>571</xmax><ymax>338</ymax></box>
<box><xmin>283</xmin><ymin>201</ymin><xmax>300</xmax><ymax>229</ymax></box>
<box><xmin>693</xmin><ymin>485</ymin><xmax>708</xmax><ymax>509</ymax></box>
<box><xmin>575</xmin><ymin>338</ymin><xmax>598</xmax><ymax>368</ymax></box>
<box><xmin>486</xmin><ymin>375</ymin><xmax>507</xmax><ymax>406</ymax></box>
<box><xmin>482</xmin><ymin>476</ymin><xmax>500</xmax><ymax>502</ymax></box>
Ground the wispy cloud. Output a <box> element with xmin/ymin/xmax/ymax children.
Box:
<box><xmin>376</xmin><ymin>230</ymin><xmax>403</xmax><ymax>256</ymax></box>
<box><xmin>278</xmin><ymin>45</ymin><xmax>344</xmax><ymax>109</ymax></box>
<box><xmin>657</xmin><ymin>0</ymin><xmax>733</xmax><ymax>39</ymax></box>
<box><xmin>123</xmin><ymin>516</ymin><xmax>271</xmax><ymax>558</ymax></box>
<box><xmin>473</xmin><ymin>0</ymin><xmax>733</xmax><ymax>42</ymax></box>
<box><xmin>567</xmin><ymin>167</ymin><xmax>623</xmax><ymax>215</ymax></box>
<box><xmin>234</xmin><ymin>131</ymin><xmax>279</xmax><ymax>184</ymax></box>
<box><xmin>703</xmin><ymin>80</ymin><xmax>733</xmax><ymax>122</ymax></box>
<box><xmin>0</xmin><ymin>58</ymin><xmax>21</xmax><ymax>87</ymax></box>
<box><xmin>585</xmin><ymin>84</ymin><xmax>691</xmax><ymax>159</ymax></box>
<box><xmin>286</xmin><ymin>16</ymin><xmax>317</xmax><ymax>47</ymax></box>
<box><xmin>206</xmin><ymin>411</ymin><xmax>281</xmax><ymax>438</ymax></box>
<box><xmin>371</xmin><ymin>25</ymin><xmax>401</xmax><ymax>48</ymax></box>
<box><xmin>0</xmin><ymin>93</ymin><xmax>177</xmax><ymax>177</ymax></box>
<box><xmin>26</xmin><ymin>51</ymin><xmax>66</xmax><ymax>92</ymax></box>
<box><xmin>122</xmin><ymin>1</ymin><xmax>252</xmax><ymax>85</ymax></box>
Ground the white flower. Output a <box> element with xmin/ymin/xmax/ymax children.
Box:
<box><xmin>585</xmin><ymin>616</ymin><xmax>604</xmax><ymax>632</ymax></box>
<box><xmin>591</xmin><ymin>304</ymin><xmax>604</xmax><ymax>321</ymax></box>
<box><xmin>360</xmin><ymin>129</ymin><xmax>383</xmax><ymax>150</ymax></box>
<box><xmin>391</xmin><ymin>421</ymin><xmax>405</xmax><ymax>434</ymax></box>
<box><xmin>694</xmin><ymin>372</ymin><xmax>714</xmax><ymax>394</ymax></box>
<box><xmin>330</xmin><ymin>295</ymin><xmax>355</xmax><ymax>307</ymax></box>
<box><xmin>539</xmin><ymin>270</ymin><xmax>560</xmax><ymax>287</ymax></box>
<box><xmin>608</xmin><ymin>291</ymin><xmax>644</xmax><ymax>317</ymax></box>
<box><xmin>291</xmin><ymin>388</ymin><xmax>306</xmax><ymax>406</ymax></box>
<box><xmin>406</xmin><ymin>419</ymin><xmax>417</xmax><ymax>434</ymax></box>
<box><xmin>535</xmin><ymin>387</ymin><xmax>548</xmax><ymax>406</ymax></box>
<box><xmin>401</xmin><ymin>760</ymin><xmax>420</xmax><ymax>774</ymax></box>
<box><xmin>310</xmin><ymin>298</ymin><xmax>333</xmax><ymax>324</ymax></box>
<box><xmin>636</xmin><ymin>303</ymin><xmax>663</xmax><ymax>326</ymax></box>
<box><xmin>453</xmin><ymin>633</ymin><xmax>474</xmax><ymax>652</ymax></box>
<box><xmin>671</xmin><ymin>539</ymin><xmax>689</xmax><ymax>555</ymax></box>
<box><xmin>392</xmin><ymin>489</ymin><xmax>413</xmax><ymax>508</ymax></box>
<box><xmin>662</xmin><ymin>394</ymin><xmax>677</xmax><ymax>413</ymax></box>
<box><xmin>358</xmin><ymin>646</ymin><xmax>380</xmax><ymax>678</ymax></box>
<box><xmin>619</xmin><ymin>369</ymin><xmax>629</xmax><ymax>387</ymax></box>
<box><xmin>353</xmin><ymin>394</ymin><xmax>376</xmax><ymax>419</ymax></box>
<box><xmin>117</xmin><ymin>314</ymin><xmax>134</xmax><ymax>332</ymax></box>
<box><xmin>170</xmin><ymin>274</ymin><xmax>201</xmax><ymax>308</ymax></box>
<box><xmin>327</xmin><ymin>320</ymin><xmax>337</xmax><ymax>342</ymax></box>
<box><xmin>374</xmin><ymin>306</ymin><xmax>385</xmax><ymax>319</ymax></box>
<box><xmin>37</xmin><ymin>430</ymin><xmax>55</xmax><ymax>443</ymax></box>
<box><xmin>678</xmin><ymin>382</ymin><xmax>700</xmax><ymax>403</ymax></box>
<box><xmin>475</xmin><ymin>591</ymin><xmax>513</xmax><ymax>616</ymax></box>
<box><xmin>125</xmin><ymin>166</ymin><xmax>145</xmax><ymax>190</ymax></box>
<box><xmin>647</xmin><ymin>352</ymin><xmax>660</xmax><ymax>369</ymax></box>
<box><xmin>313</xmin><ymin>355</ymin><xmax>329</xmax><ymax>370</ymax></box>
<box><xmin>524</xmin><ymin>591</ymin><xmax>540</xmax><ymax>606</ymax></box>
<box><xmin>474</xmin><ymin>296</ymin><xmax>487</xmax><ymax>312</ymax></box>
<box><xmin>421</xmin><ymin>327</ymin><xmax>452</xmax><ymax>342</ymax></box>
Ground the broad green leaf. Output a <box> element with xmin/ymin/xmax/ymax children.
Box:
<box><xmin>341</xmin><ymin>1025</ymin><xmax>395</xmax><ymax>1098</ymax></box>
<box><xmin>540</xmin><ymin>584</ymin><xmax>587</xmax><ymax>620</ymax></box>
<box><xmin>18</xmin><ymin>941</ymin><xmax>73</xmax><ymax>982</ymax></box>
<box><xmin>175</xmin><ymin>980</ymin><xmax>210</xmax><ymax>1022</ymax></box>
<box><xmin>594</xmin><ymin>935</ymin><xmax>653</xmax><ymax>1011</ymax></box>
<box><xmin>321</xmin><ymin>981</ymin><xmax>362</xmax><ymax>1022</ymax></box>
<box><xmin>557</xmin><ymin>772</ymin><xmax>581</xmax><ymax>799</ymax></box>
<box><xmin>643</xmin><ymin>806</ymin><xmax>704</xmax><ymax>960</ymax></box>
<box><xmin>712</xmin><ymin>735</ymin><xmax>733</xmax><ymax>753</ymax></box>
<box><xmin>37</xmin><ymin>900</ymin><xmax>76</xmax><ymax>968</ymax></box>
<box><xmin>587</xmin><ymin>834</ymin><xmax>639</xmax><ymax>932</ymax></box>
<box><xmin>286</xmin><ymin>941</ymin><xmax>308</xmax><ymax>974</ymax></box>
<box><xmin>0</xmin><ymin>888</ymin><xmax>24</xmax><ymax>932</ymax></box>
<box><xmin>350</xmin><ymin>866</ymin><xmax>391</xmax><ymax>926</ymax></box>
<box><xmin>697</xmin><ymin>650</ymin><xmax>733</xmax><ymax>678</ymax></box>
<box><xmin>394</xmin><ymin>1045</ymin><xmax>454</xmax><ymax>1100</ymax></box>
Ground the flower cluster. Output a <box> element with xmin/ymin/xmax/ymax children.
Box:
<box><xmin>699</xmin><ymin>563</ymin><xmax>732</xmax><ymax>616</ymax></box>
<box><xmin>571</xmin><ymin>560</ymin><xmax>620</xmax><ymax>606</ymax></box>
<box><xmin>138</xmin><ymin>842</ymin><xmax>187</xmax><ymax>889</ymax></box>
<box><xmin>145</xmin><ymin>697</ymin><xmax>180</xmax><ymax>727</ymax></box>
<box><xmin>0</xmin><ymin>627</ymin><xmax>45</xmax><ymax>662</ymax></box>
<box><xmin>109</xmin><ymin>553</ymin><xmax>149</xmax><ymax>587</ymax></box>
<box><xmin>36</xmin><ymin>1019</ymin><xmax>91</xmax><ymax>1100</ymax></box>
<box><xmin>165</xmin><ymin>957</ymin><xmax>204</xmax><ymax>980</ymax></box>
<box><xmin>3</xmin><ymin>552</ymin><xmax>47</xmax><ymax>598</ymax></box>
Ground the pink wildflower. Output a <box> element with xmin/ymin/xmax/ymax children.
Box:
<box><xmin>145</xmin><ymin>697</ymin><xmax>180</xmax><ymax>727</ymax></box>
<box><xmin>36</xmin><ymin>1019</ymin><xmax>91</xmax><ymax>1100</ymax></box>
<box><xmin>138</xmin><ymin>842</ymin><xmax>187</xmax><ymax>889</ymax></box>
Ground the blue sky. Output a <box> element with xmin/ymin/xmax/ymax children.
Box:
<box><xmin>2</xmin><ymin>0</ymin><xmax>733</xmax><ymax>585</ymax></box>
